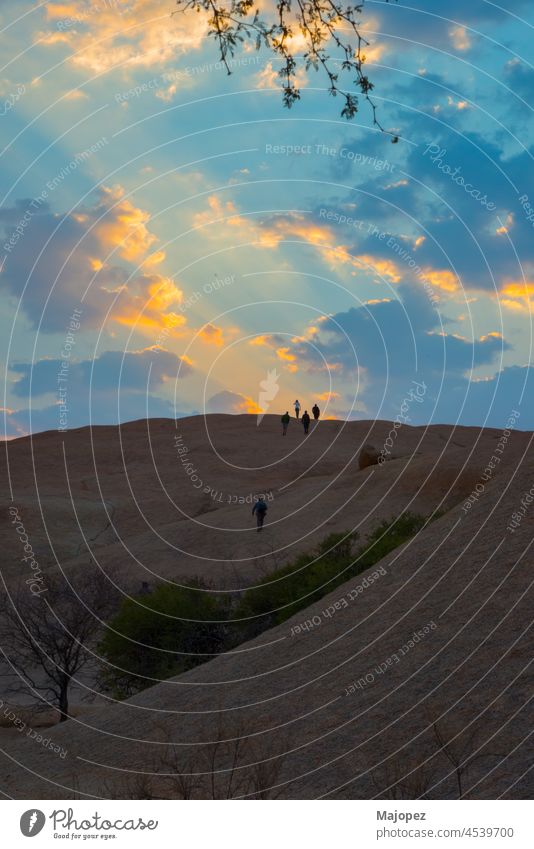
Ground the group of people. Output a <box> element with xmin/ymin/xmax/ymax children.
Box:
<box><xmin>251</xmin><ymin>400</ymin><xmax>322</xmax><ymax>532</ymax></box>
<box><xmin>281</xmin><ymin>400</ymin><xmax>321</xmax><ymax>435</ymax></box>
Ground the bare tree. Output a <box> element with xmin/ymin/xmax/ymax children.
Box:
<box><xmin>369</xmin><ymin>711</ymin><xmax>507</xmax><ymax>800</ymax></box>
<box><xmin>174</xmin><ymin>0</ymin><xmax>399</xmax><ymax>135</ymax></box>
<box><xmin>429</xmin><ymin>716</ymin><xmax>504</xmax><ymax>800</ymax></box>
<box><xmin>0</xmin><ymin>570</ymin><xmax>118</xmax><ymax>722</ymax></box>
<box><xmin>371</xmin><ymin>752</ymin><xmax>438</xmax><ymax>800</ymax></box>
<box><xmin>109</xmin><ymin>715</ymin><xmax>293</xmax><ymax>799</ymax></box>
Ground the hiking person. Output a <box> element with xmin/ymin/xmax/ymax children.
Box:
<box><xmin>294</xmin><ymin>399</ymin><xmax>301</xmax><ymax>419</ymax></box>
<box><xmin>281</xmin><ymin>411</ymin><xmax>290</xmax><ymax>435</ymax></box>
<box><xmin>302</xmin><ymin>410</ymin><xmax>311</xmax><ymax>434</ymax></box>
<box><xmin>252</xmin><ymin>496</ymin><xmax>268</xmax><ymax>532</ymax></box>
<box><xmin>312</xmin><ymin>403</ymin><xmax>320</xmax><ymax>421</ymax></box>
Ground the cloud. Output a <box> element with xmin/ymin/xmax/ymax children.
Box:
<box><xmin>430</xmin><ymin>365</ymin><xmax>533</xmax><ymax>428</ymax></box>
<box><xmin>10</xmin><ymin>345</ymin><xmax>191</xmax><ymax>397</ymax></box>
<box><xmin>504</xmin><ymin>59</ymin><xmax>534</xmax><ymax>101</ymax></box>
<box><xmin>315</xmin><ymin>285</ymin><xmax>507</xmax><ymax>377</ymax></box>
<box><xmin>274</xmin><ymin>282</ymin><xmax>511</xmax><ymax>422</ymax></box>
<box><xmin>193</xmin><ymin>183</ymin><xmax>488</xmax><ymax>312</ymax></box>
<box><xmin>198</xmin><ymin>322</ymin><xmax>225</xmax><ymax>347</ymax></box>
<box><xmin>41</xmin><ymin>0</ymin><xmax>208</xmax><ymax>75</ymax></box>
<box><xmin>3</xmin><ymin>392</ymin><xmax>183</xmax><ymax>438</ymax></box>
<box><xmin>315</xmin><ymin>391</ymin><xmax>340</xmax><ymax>401</ymax></box>
<box><xmin>372</xmin><ymin>0</ymin><xmax>530</xmax><ymax>54</ymax></box>
<box><xmin>4</xmin><ymin>346</ymin><xmax>192</xmax><ymax>437</ymax></box>
<box><xmin>304</xmin><ymin>108</ymin><xmax>533</xmax><ymax>300</ymax></box>
<box><xmin>0</xmin><ymin>186</ymin><xmax>185</xmax><ymax>335</ymax></box>
<box><xmin>207</xmin><ymin>390</ymin><xmax>261</xmax><ymax>414</ymax></box>
<box><xmin>449</xmin><ymin>25</ymin><xmax>471</xmax><ymax>52</ymax></box>
<box><xmin>255</xmin><ymin>60</ymin><xmax>307</xmax><ymax>91</ymax></box>
<box><xmin>499</xmin><ymin>280</ymin><xmax>534</xmax><ymax>313</ymax></box>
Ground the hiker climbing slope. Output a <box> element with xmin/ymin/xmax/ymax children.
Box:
<box><xmin>281</xmin><ymin>411</ymin><xmax>290</xmax><ymax>435</ymax></box>
<box><xmin>252</xmin><ymin>496</ymin><xmax>268</xmax><ymax>532</ymax></box>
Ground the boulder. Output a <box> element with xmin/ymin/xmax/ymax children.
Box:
<box><xmin>358</xmin><ymin>443</ymin><xmax>381</xmax><ymax>470</ymax></box>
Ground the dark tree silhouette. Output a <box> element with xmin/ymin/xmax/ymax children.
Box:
<box><xmin>174</xmin><ymin>0</ymin><xmax>399</xmax><ymax>136</ymax></box>
<box><xmin>0</xmin><ymin>571</ymin><xmax>117</xmax><ymax>722</ymax></box>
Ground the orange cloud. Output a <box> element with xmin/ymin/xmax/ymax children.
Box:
<box><xmin>43</xmin><ymin>0</ymin><xmax>208</xmax><ymax>75</ymax></box>
<box><xmin>208</xmin><ymin>390</ymin><xmax>262</xmax><ymax>414</ymax></box>
<box><xmin>191</xmin><ymin>201</ymin><xmax>459</xmax><ymax>303</ymax></box>
<box><xmin>499</xmin><ymin>281</ymin><xmax>534</xmax><ymax>312</ymax></box>
<box><xmin>479</xmin><ymin>332</ymin><xmax>504</xmax><ymax>342</ymax></box>
<box><xmin>361</xmin><ymin>43</ymin><xmax>387</xmax><ymax>64</ymax></box>
<box><xmin>45</xmin><ymin>3</ymin><xmax>80</xmax><ymax>19</ymax></box>
<box><xmin>450</xmin><ymin>25</ymin><xmax>471</xmax><ymax>51</ymax></box>
<box><xmin>500</xmin><ymin>299</ymin><xmax>526</xmax><ymax>312</ymax></box>
<box><xmin>255</xmin><ymin>60</ymin><xmax>307</xmax><ymax>91</ymax></box>
<box><xmin>195</xmin><ymin>201</ymin><xmax>334</xmax><ymax>252</ymax></box>
<box><xmin>276</xmin><ymin>347</ymin><xmax>296</xmax><ymax>362</ymax></box>
<box><xmin>421</xmin><ymin>268</ymin><xmax>459</xmax><ymax>292</ymax></box>
<box><xmin>447</xmin><ymin>96</ymin><xmax>470</xmax><ymax>110</ymax></box>
<box><xmin>315</xmin><ymin>391</ymin><xmax>340</xmax><ymax>401</ymax></box>
<box><xmin>275</xmin><ymin>346</ymin><xmax>298</xmax><ymax>372</ymax></box>
<box><xmin>249</xmin><ymin>335</ymin><xmax>272</xmax><ymax>347</ymax></box>
<box><xmin>113</xmin><ymin>274</ymin><xmax>186</xmax><ymax>336</ymax></box>
<box><xmin>64</xmin><ymin>89</ymin><xmax>88</xmax><ymax>100</ymax></box>
<box><xmin>240</xmin><ymin>396</ymin><xmax>263</xmax><ymax>414</ymax></box>
<box><xmin>198</xmin><ymin>323</ymin><xmax>225</xmax><ymax>347</ymax></box>
<box><xmin>495</xmin><ymin>214</ymin><xmax>514</xmax><ymax>236</ymax></box>
<box><xmin>94</xmin><ymin>185</ymin><xmax>160</xmax><ymax>263</ymax></box>
<box><xmin>354</xmin><ymin>254</ymin><xmax>402</xmax><ymax>283</ymax></box>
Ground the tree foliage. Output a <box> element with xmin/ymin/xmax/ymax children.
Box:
<box><xmin>175</xmin><ymin>0</ymin><xmax>398</xmax><ymax>135</ymax></box>
<box><xmin>98</xmin><ymin>579</ymin><xmax>229</xmax><ymax>698</ymax></box>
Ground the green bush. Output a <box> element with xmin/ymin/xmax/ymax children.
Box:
<box><xmin>99</xmin><ymin>579</ymin><xmax>230</xmax><ymax>698</ymax></box>
<box><xmin>100</xmin><ymin>513</ymin><xmax>432</xmax><ymax>696</ymax></box>
<box><xmin>235</xmin><ymin>513</ymin><xmax>429</xmax><ymax>632</ymax></box>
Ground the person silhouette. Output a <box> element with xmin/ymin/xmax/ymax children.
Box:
<box><xmin>294</xmin><ymin>399</ymin><xmax>301</xmax><ymax>419</ymax></box>
<box><xmin>252</xmin><ymin>496</ymin><xmax>268</xmax><ymax>532</ymax></box>
<box><xmin>302</xmin><ymin>410</ymin><xmax>311</xmax><ymax>434</ymax></box>
<box><xmin>312</xmin><ymin>403</ymin><xmax>320</xmax><ymax>421</ymax></box>
<box><xmin>281</xmin><ymin>411</ymin><xmax>290</xmax><ymax>435</ymax></box>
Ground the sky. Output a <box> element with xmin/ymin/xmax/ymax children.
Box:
<box><xmin>0</xmin><ymin>0</ymin><xmax>532</xmax><ymax>436</ymax></box>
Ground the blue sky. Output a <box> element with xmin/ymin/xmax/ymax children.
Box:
<box><xmin>1</xmin><ymin>0</ymin><xmax>532</xmax><ymax>435</ymax></box>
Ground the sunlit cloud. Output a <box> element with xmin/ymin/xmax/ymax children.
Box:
<box><xmin>315</xmin><ymin>391</ymin><xmax>340</xmax><ymax>401</ymax></box>
<box><xmin>495</xmin><ymin>214</ymin><xmax>514</xmax><ymax>236</ymax></box>
<box><xmin>42</xmin><ymin>0</ymin><xmax>208</xmax><ymax>75</ymax></box>
<box><xmin>255</xmin><ymin>60</ymin><xmax>307</xmax><ymax>91</ymax></box>
<box><xmin>449</xmin><ymin>25</ymin><xmax>471</xmax><ymax>51</ymax></box>
<box><xmin>275</xmin><ymin>346</ymin><xmax>298</xmax><ymax>372</ymax></box>
<box><xmin>354</xmin><ymin>254</ymin><xmax>402</xmax><ymax>283</ymax></box>
<box><xmin>64</xmin><ymin>88</ymin><xmax>89</xmax><ymax>100</ymax></box>
<box><xmin>499</xmin><ymin>281</ymin><xmax>534</xmax><ymax>312</ymax></box>
<box><xmin>95</xmin><ymin>184</ymin><xmax>159</xmax><ymax>263</ymax></box>
<box><xmin>114</xmin><ymin>275</ymin><xmax>186</xmax><ymax>336</ymax></box>
<box><xmin>421</xmin><ymin>268</ymin><xmax>459</xmax><ymax>293</ymax></box>
<box><xmin>0</xmin><ymin>185</ymin><xmax>186</xmax><ymax>337</ymax></box>
<box><xmin>207</xmin><ymin>390</ymin><xmax>262</xmax><ymax>414</ymax></box>
<box><xmin>447</xmin><ymin>95</ymin><xmax>470</xmax><ymax>110</ymax></box>
<box><xmin>198</xmin><ymin>322</ymin><xmax>225</xmax><ymax>347</ymax></box>
<box><xmin>249</xmin><ymin>334</ymin><xmax>272</xmax><ymax>347</ymax></box>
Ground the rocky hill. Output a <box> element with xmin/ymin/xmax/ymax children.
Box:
<box><xmin>0</xmin><ymin>415</ymin><xmax>532</xmax><ymax>798</ymax></box>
